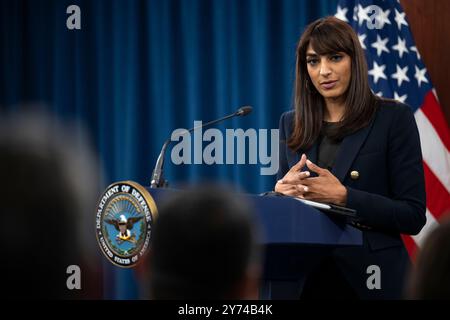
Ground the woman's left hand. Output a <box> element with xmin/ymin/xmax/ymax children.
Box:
<box><xmin>302</xmin><ymin>159</ymin><xmax>348</xmax><ymax>206</ymax></box>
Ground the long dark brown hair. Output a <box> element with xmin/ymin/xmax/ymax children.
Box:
<box><xmin>288</xmin><ymin>16</ymin><xmax>379</xmax><ymax>151</ymax></box>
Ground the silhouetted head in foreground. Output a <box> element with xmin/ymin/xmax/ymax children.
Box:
<box><xmin>147</xmin><ymin>186</ymin><xmax>262</xmax><ymax>300</ymax></box>
<box><xmin>407</xmin><ymin>215</ymin><xmax>450</xmax><ymax>299</ymax></box>
<box><xmin>0</xmin><ymin>111</ymin><xmax>102</xmax><ymax>299</ymax></box>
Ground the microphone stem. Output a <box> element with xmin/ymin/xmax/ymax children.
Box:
<box><xmin>190</xmin><ymin>113</ymin><xmax>236</xmax><ymax>133</ymax></box>
<box><xmin>150</xmin><ymin>110</ymin><xmax>244</xmax><ymax>188</ymax></box>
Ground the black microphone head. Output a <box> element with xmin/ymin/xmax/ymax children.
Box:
<box><xmin>236</xmin><ymin>105</ymin><xmax>253</xmax><ymax>116</ymax></box>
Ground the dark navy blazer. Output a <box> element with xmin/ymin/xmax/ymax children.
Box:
<box><xmin>278</xmin><ymin>100</ymin><xmax>426</xmax><ymax>299</ymax></box>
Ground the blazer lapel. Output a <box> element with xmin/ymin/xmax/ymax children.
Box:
<box><xmin>332</xmin><ymin>120</ymin><xmax>375</xmax><ymax>183</ymax></box>
<box><xmin>305</xmin><ymin>141</ymin><xmax>318</xmax><ymax>165</ymax></box>
<box><xmin>296</xmin><ymin>118</ymin><xmax>374</xmax><ymax>179</ymax></box>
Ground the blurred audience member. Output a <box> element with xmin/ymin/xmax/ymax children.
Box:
<box><xmin>407</xmin><ymin>215</ymin><xmax>450</xmax><ymax>299</ymax></box>
<box><xmin>146</xmin><ymin>186</ymin><xmax>262</xmax><ymax>300</ymax></box>
<box><xmin>0</xmin><ymin>111</ymin><xmax>102</xmax><ymax>299</ymax></box>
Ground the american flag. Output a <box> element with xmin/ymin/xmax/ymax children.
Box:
<box><xmin>335</xmin><ymin>0</ymin><xmax>450</xmax><ymax>257</ymax></box>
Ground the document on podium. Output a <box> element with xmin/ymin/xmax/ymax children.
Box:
<box><xmin>294</xmin><ymin>198</ymin><xmax>357</xmax><ymax>218</ymax></box>
<box><xmin>260</xmin><ymin>191</ymin><xmax>357</xmax><ymax>218</ymax></box>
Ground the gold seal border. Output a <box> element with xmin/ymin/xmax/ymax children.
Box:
<box><xmin>95</xmin><ymin>180</ymin><xmax>158</xmax><ymax>268</ymax></box>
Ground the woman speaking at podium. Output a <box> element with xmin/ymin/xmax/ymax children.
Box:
<box><xmin>274</xmin><ymin>16</ymin><xmax>426</xmax><ymax>299</ymax></box>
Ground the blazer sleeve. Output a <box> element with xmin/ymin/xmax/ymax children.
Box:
<box><xmin>277</xmin><ymin>112</ymin><xmax>290</xmax><ymax>181</ymax></box>
<box><xmin>346</xmin><ymin>105</ymin><xmax>426</xmax><ymax>235</ymax></box>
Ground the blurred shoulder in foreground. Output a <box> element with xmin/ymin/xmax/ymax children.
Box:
<box><xmin>407</xmin><ymin>214</ymin><xmax>450</xmax><ymax>299</ymax></box>
<box><xmin>0</xmin><ymin>111</ymin><xmax>103</xmax><ymax>299</ymax></box>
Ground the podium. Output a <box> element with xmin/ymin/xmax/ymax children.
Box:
<box><xmin>146</xmin><ymin>188</ymin><xmax>362</xmax><ymax>300</ymax></box>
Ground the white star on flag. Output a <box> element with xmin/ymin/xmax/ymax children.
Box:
<box><xmin>394</xmin><ymin>8</ymin><xmax>408</xmax><ymax>30</ymax></box>
<box><xmin>392</xmin><ymin>36</ymin><xmax>409</xmax><ymax>58</ymax></box>
<box><xmin>335</xmin><ymin>5</ymin><xmax>349</xmax><ymax>22</ymax></box>
<box><xmin>391</xmin><ymin>64</ymin><xmax>410</xmax><ymax>86</ymax></box>
<box><xmin>357</xmin><ymin>4</ymin><xmax>371</xmax><ymax>26</ymax></box>
<box><xmin>371</xmin><ymin>35</ymin><xmax>390</xmax><ymax>57</ymax></box>
<box><xmin>414</xmin><ymin>65</ymin><xmax>429</xmax><ymax>87</ymax></box>
<box><xmin>368</xmin><ymin>61</ymin><xmax>387</xmax><ymax>84</ymax></box>
<box><xmin>375</xmin><ymin>91</ymin><xmax>383</xmax><ymax>97</ymax></box>
<box><xmin>410</xmin><ymin>46</ymin><xmax>421</xmax><ymax>60</ymax></box>
<box><xmin>394</xmin><ymin>91</ymin><xmax>408</xmax><ymax>104</ymax></box>
<box><xmin>375</xmin><ymin>8</ymin><xmax>391</xmax><ymax>29</ymax></box>
<box><xmin>358</xmin><ymin>33</ymin><xmax>367</xmax><ymax>50</ymax></box>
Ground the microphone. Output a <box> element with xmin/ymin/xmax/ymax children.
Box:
<box><xmin>236</xmin><ymin>105</ymin><xmax>252</xmax><ymax>116</ymax></box>
<box><xmin>150</xmin><ymin>106</ymin><xmax>253</xmax><ymax>188</ymax></box>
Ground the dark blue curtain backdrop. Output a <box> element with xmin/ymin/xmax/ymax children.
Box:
<box><xmin>0</xmin><ymin>0</ymin><xmax>338</xmax><ymax>299</ymax></box>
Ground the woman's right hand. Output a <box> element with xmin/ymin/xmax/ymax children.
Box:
<box><xmin>274</xmin><ymin>154</ymin><xmax>310</xmax><ymax>198</ymax></box>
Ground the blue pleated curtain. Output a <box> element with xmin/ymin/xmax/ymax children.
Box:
<box><xmin>0</xmin><ymin>0</ymin><xmax>337</xmax><ymax>299</ymax></box>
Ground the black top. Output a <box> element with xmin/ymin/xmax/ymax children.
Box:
<box><xmin>317</xmin><ymin>121</ymin><xmax>342</xmax><ymax>171</ymax></box>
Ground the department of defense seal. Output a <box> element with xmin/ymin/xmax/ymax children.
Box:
<box><xmin>96</xmin><ymin>181</ymin><xmax>157</xmax><ymax>268</ymax></box>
